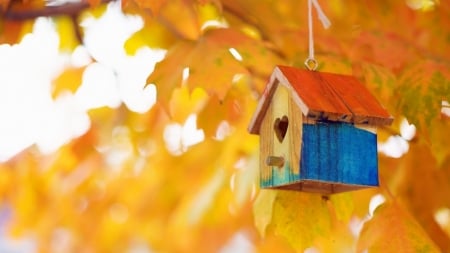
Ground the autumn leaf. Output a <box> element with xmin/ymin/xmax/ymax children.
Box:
<box><xmin>267</xmin><ymin>191</ymin><xmax>332</xmax><ymax>252</ymax></box>
<box><xmin>388</xmin><ymin>142</ymin><xmax>450</xmax><ymax>250</ymax></box>
<box><xmin>158</xmin><ymin>0</ymin><xmax>201</xmax><ymax>40</ymax></box>
<box><xmin>124</xmin><ymin>19</ymin><xmax>176</xmax><ymax>53</ymax></box>
<box><xmin>396</xmin><ymin>60</ymin><xmax>450</xmax><ymax>133</ymax></box>
<box><xmin>358</xmin><ymin>201</ymin><xmax>440</xmax><ymax>253</ymax></box>
<box><xmin>169</xmin><ymin>86</ymin><xmax>208</xmax><ymax>123</ymax></box>
<box><xmin>55</xmin><ymin>16</ymin><xmax>80</xmax><ymax>51</ymax></box>
<box><xmin>146</xmin><ymin>41</ymin><xmax>195</xmax><ymax>110</ymax></box>
<box><xmin>147</xmin><ymin>27</ymin><xmax>282</xmax><ymax>116</ymax></box>
<box><xmin>253</xmin><ymin>190</ymin><xmax>277</xmax><ymax>237</ymax></box>
<box><xmin>0</xmin><ymin>19</ymin><xmax>34</xmax><ymax>44</ymax></box>
<box><xmin>127</xmin><ymin>0</ymin><xmax>167</xmax><ymax>16</ymax></box>
<box><xmin>52</xmin><ymin>66</ymin><xmax>86</xmax><ymax>98</ymax></box>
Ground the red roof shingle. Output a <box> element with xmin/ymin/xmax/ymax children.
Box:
<box><xmin>248</xmin><ymin>65</ymin><xmax>393</xmax><ymax>134</ymax></box>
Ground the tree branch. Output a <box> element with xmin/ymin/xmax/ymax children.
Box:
<box><xmin>3</xmin><ymin>0</ymin><xmax>115</xmax><ymax>20</ymax></box>
<box><xmin>222</xmin><ymin>2</ymin><xmax>287</xmax><ymax>60</ymax></box>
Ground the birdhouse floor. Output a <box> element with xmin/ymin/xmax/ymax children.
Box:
<box><xmin>264</xmin><ymin>180</ymin><xmax>377</xmax><ymax>194</ymax></box>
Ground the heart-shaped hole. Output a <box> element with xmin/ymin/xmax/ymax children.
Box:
<box><xmin>274</xmin><ymin>115</ymin><xmax>289</xmax><ymax>143</ymax></box>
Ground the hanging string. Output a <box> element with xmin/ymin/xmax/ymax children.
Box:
<box><xmin>305</xmin><ymin>0</ymin><xmax>331</xmax><ymax>71</ymax></box>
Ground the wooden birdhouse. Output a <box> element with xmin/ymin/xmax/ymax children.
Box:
<box><xmin>248</xmin><ymin>65</ymin><xmax>393</xmax><ymax>194</ymax></box>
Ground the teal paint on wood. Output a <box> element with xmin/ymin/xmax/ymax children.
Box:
<box><xmin>259</xmin><ymin>122</ymin><xmax>379</xmax><ymax>189</ymax></box>
<box><xmin>260</xmin><ymin>164</ymin><xmax>298</xmax><ymax>188</ymax></box>
<box><xmin>260</xmin><ymin>164</ymin><xmax>300</xmax><ymax>188</ymax></box>
<box><xmin>300</xmin><ymin>122</ymin><xmax>379</xmax><ymax>186</ymax></box>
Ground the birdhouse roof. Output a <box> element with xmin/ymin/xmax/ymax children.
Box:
<box><xmin>248</xmin><ymin>65</ymin><xmax>393</xmax><ymax>134</ymax></box>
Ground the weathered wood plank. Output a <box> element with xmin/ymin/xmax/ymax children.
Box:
<box><xmin>277</xmin><ymin>66</ymin><xmax>354</xmax><ymax>121</ymax></box>
<box><xmin>300</xmin><ymin>122</ymin><xmax>379</xmax><ymax>187</ymax></box>
<box><xmin>249</xmin><ymin>65</ymin><xmax>393</xmax><ymax>135</ymax></box>
<box><xmin>320</xmin><ymin>72</ymin><xmax>393</xmax><ymax>125</ymax></box>
<box><xmin>288</xmin><ymin>92</ymin><xmax>302</xmax><ymax>180</ymax></box>
<box><xmin>271</xmin><ymin>85</ymin><xmax>292</xmax><ymax>186</ymax></box>
<box><xmin>248</xmin><ymin>81</ymin><xmax>277</xmax><ymax>134</ymax></box>
<box><xmin>260</xmin><ymin>98</ymin><xmax>273</xmax><ymax>187</ymax></box>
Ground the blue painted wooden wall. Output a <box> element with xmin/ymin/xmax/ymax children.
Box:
<box><xmin>300</xmin><ymin>122</ymin><xmax>378</xmax><ymax>186</ymax></box>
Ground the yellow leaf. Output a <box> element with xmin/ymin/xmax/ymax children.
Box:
<box><xmin>329</xmin><ymin>192</ymin><xmax>354</xmax><ymax>223</ymax></box>
<box><xmin>197</xmin><ymin>2</ymin><xmax>223</xmax><ymax>31</ymax></box>
<box><xmin>55</xmin><ymin>16</ymin><xmax>79</xmax><ymax>52</ymax></box>
<box><xmin>269</xmin><ymin>191</ymin><xmax>332</xmax><ymax>252</ymax></box>
<box><xmin>253</xmin><ymin>189</ymin><xmax>277</xmax><ymax>237</ymax></box>
<box><xmin>315</xmin><ymin>202</ymin><xmax>357</xmax><ymax>253</ymax></box>
<box><xmin>80</xmin><ymin>3</ymin><xmax>107</xmax><ymax>19</ymax></box>
<box><xmin>169</xmin><ymin>86</ymin><xmax>208</xmax><ymax>123</ymax></box>
<box><xmin>124</xmin><ymin>20</ymin><xmax>176</xmax><ymax>54</ymax></box>
<box><xmin>52</xmin><ymin>66</ymin><xmax>86</xmax><ymax>98</ymax></box>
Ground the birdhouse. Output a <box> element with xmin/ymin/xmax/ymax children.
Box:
<box><xmin>248</xmin><ymin>65</ymin><xmax>393</xmax><ymax>194</ymax></box>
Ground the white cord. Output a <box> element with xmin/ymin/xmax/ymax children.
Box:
<box><xmin>305</xmin><ymin>0</ymin><xmax>331</xmax><ymax>71</ymax></box>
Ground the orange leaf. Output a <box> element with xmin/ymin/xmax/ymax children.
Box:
<box><xmin>0</xmin><ymin>20</ymin><xmax>21</xmax><ymax>44</ymax></box>
<box><xmin>146</xmin><ymin>41</ymin><xmax>195</xmax><ymax>110</ymax></box>
<box><xmin>132</xmin><ymin>0</ymin><xmax>167</xmax><ymax>15</ymax></box>
<box><xmin>87</xmin><ymin>0</ymin><xmax>101</xmax><ymax>7</ymax></box>
<box><xmin>159</xmin><ymin>0</ymin><xmax>200</xmax><ymax>40</ymax></box>
<box><xmin>0</xmin><ymin>20</ymin><xmax>34</xmax><ymax>45</ymax></box>
<box><xmin>147</xmin><ymin>28</ymin><xmax>284</xmax><ymax>118</ymax></box>
<box><xmin>358</xmin><ymin>201</ymin><xmax>440</xmax><ymax>253</ymax></box>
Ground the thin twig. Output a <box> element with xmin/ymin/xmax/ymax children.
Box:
<box><xmin>3</xmin><ymin>0</ymin><xmax>115</xmax><ymax>20</ymax></box>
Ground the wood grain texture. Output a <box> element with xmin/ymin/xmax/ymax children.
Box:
<box><xmin>277</xmin><ymin>65</ymin><xmax>354</xmax><ymax>122</ymax></box>
<box><xmin>266</xmin><ymin>122</ymin><xmax>379</xmax><ymax>194</ymax></box>
<box><xmin>248</xmin><ymin>65</ymin><xmax>393</xmax><ymax>135</ymax></box>
<box><xmin>271</xmin><ymin>85</ymin><xmax>291</xmax><ymax>186</ymax></box>
<box><xmin>288</xmin><ymin>91</ymin><xmax>302</xmax><ymax>178</ymax></box>
<box><xmin>260</xmin><ymin>98</ymin><xmax>273</xmax><ymax>187</ymax></box>
<box><xmin>248</xmin><ymin>81</ymin><xmax>277</xmax><ymax>134</ymax></box>
<box><xmin>251</xmin><ymin>65</ymin><xmax>389</xmax><ymax>193</ymax></box>
<box><xmin>260</xmin><ymin>85</ymin><xmax>303</xmax><ymax>188</ymax></box>
<box><xmin>320</xmin><ymin>73</ymin><xmax>393</xmax><ymax>125</ymax></box>
<box><xmin>278</xmin><ymin>65</ymin><xmax>393</xmax><ymax>125</ymax></box>
<box><xmin>300</xmin><ymin>122</ymin><xmax>379</xmax><ymax>186</ymax></box>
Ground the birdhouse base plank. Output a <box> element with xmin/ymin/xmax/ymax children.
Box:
<box><xmin>261</xmin><ymin>180</ymin><xmax>376</xmax><ymax>194</ymax></box>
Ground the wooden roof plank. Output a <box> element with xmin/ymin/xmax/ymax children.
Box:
<box><xmin>248</xmin><ymin>65</ymin><xmax>393</xmax><ymax>135</ymax></box>
<box><xmin>320</xmin><ymin>73</ymin><xmax>393</xmax><ymax>125</ymax></box>
<box><xmin>278</xmin><ymin>66</ymin><xmax>353</xmax><ymax>121</ymax></box>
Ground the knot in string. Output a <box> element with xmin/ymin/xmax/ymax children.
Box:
<box><xmin>305</xmin><ymin>0</ymin><xmax>331</xmax><ymax>71</ymax></box>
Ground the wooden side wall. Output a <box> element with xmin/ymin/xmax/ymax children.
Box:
<box><xmin>260</xmin><ymin>84</ymin><xmax>303</xmax><ymax>188</ymax></box>
<box><xmin>300</xmin><ymin>122</ymin><xmax>379</xmax><ymax>186</ymax></box>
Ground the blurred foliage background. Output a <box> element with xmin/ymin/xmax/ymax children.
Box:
<box><xmin>0</xmin><ymin>0</ymin><xmax>449</xmax><ymax>252</ymax></box>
